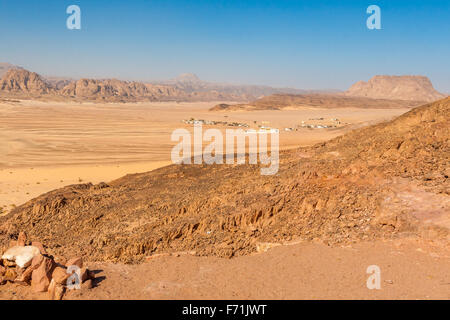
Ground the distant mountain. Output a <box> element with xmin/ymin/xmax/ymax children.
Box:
<box><xmin>210</xmin><ymin>93</ymin><xmax>423</xmax><ymax>111</ymax></box>
<box><xmin>161</xmin><ymin>73</ymin><xmax>312</xmax><ymax>99</ymax></box>
<box><xmin>1</xmin><ymin>65</ymin><xmax>445</xmax><ymax>104</ymax></box>
<box><xmin>0</xmin><ymin>67</ymin><xmax>276</xmax><ymax>102</ymax></box>
<box><xmin>44</xmin><ymin>76</ymin><xmax>75</xmax><ymax>90</ymax></box>
<box><xmin>0</xmin><ymin>67</ymin><xmax>315</xmax><ymax>102</ymax></box>
<box><xmin>0</xmin><ymin>68</ymin><xmax>53</xmax><ymax>95</ymax></box>
<box><xmin>345</xmin><ymin>75</ymin><xmax>446</xmax><ymax>102</ymax></box>
<box><xmin>60</xmin><ymin>78</ymin><xmax>183</xmax><ymax>101</ymax></box>
<box><xmin>0</xmin><ymin>63</ymin><xmax>23</xmax><ymax>78</ymax></box>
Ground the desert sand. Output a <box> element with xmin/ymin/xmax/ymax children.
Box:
<box><xmin>1</xmin><ymin>239</ymin><xmax>448</xmax><ymax>300</ymax></box>
<box><xmin>0</xmin><ymin>99</ymin><xmax>410</xmax><ymax>212</ymax></box>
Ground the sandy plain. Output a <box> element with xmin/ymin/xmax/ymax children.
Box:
<box><xmin>1</xmin><ymin>239</ymin><xmax>448</xmax><ymax>300</ymax></box>
<box><xmin>0</xmin><ymin>99</ymin><xmax>411</xmax><ymax>213</ymax></box>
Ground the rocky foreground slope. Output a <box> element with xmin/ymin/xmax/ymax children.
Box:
<box><xmin>0</xmin><ymin>98</ymin><xmax>448</xmax><ymax>263</ymax></box>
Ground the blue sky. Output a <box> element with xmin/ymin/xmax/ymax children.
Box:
<box><xmin>0</xmin><ymin>0</ymin><xmax>449</xmax><ymax>91</ymax></box>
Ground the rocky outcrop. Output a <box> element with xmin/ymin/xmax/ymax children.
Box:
<box><xmin>0</xmin><ymin>69</ymin><xmax>53</xmax><ymax>95</ymax></box>
<box><xmin>345</xmin><ymin>75</ymin><xmax>446</xmax><ymax>102</ymax></box>
<box><xmin>59</xmin><ymin>78</ymin><xmax>184</xmax><ymax>101</ymax></box>
<box><xmin>0</xmin><ymin>231</ymin><xmax>94</xmax><ymax>299</ymax></box>
<box><xmin>0</xmin><ymin>63</ymin><xmax>22</xmax><ymax>78</ymax></box>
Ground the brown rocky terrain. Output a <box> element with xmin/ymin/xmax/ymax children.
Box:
<box><xmin>345</xmin><ymin>75</ymin><xmax>446</xmax><ymax>102</ymax></box>
<box><xmin>210</xmin><ymin>93</ymin><xmax>423</xmax><ymax>111</ymax></box>
<box><xmin>0</xmin><ymin>63</ymin><xmax>23</xmax><ymax>78</ymax></box>
<box><xmin>0</xmin><ymin>69</ymin><xmax>53</xmax><ymax>95</ymax></box>
<box><xmin>0</xmin><ymin>97</ymin><xmax>448</xmax><ymax>264</ymax></box>
<box><xmin>59</xmin><ymin>78</ymin><xmax>183</xmax><ymax>102</ymax></box>
<box><xmin>0</xmin><ymin>67</ymin><xmax>310</xmax><ymax>102</ymax></box>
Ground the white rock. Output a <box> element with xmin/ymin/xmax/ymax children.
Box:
<box><xmin>2</xmin><ymin>245</ymin><xmax>41</xmax><ymax>268</ymax></box>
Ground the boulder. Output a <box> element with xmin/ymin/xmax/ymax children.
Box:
<box><xmin>17</xmin><ymin>232</ymin><xmax>27</xmax><ymax>246</ymax></box>
<box><xmin>31</xmin><ymin>256</ymin><xmax>55</xmax><ymax>292</ymax></box>
<box><xmin>15</xmin><ymin>255</ymin><xmax>44</xmax><ymax>284</ymax></box>
<box><xmin>54</xmin><ymin>283</ymin><xmax>65</xmax><ymax>300</ymax></box>
<box><xmin>48</xmin><ymin>279</ymin><xmax>64</xmax><ymax>300</ymax></box>
<box><xmin>1</xmin><ymin>246</ymin><xmax>40</xmax><ymax>268</ymax></box>
<box><xmin>47</xmin><ymin>279</ymin><xmax>56</xmax><ymax>298</ymax></box>
<box><xmin>65</xmin><ymin>257</ymin><xmax>83</xmax><ymax>269</ymax></box>
<box><xmin>31</xmin><ymin>241</ymin><xmax>46</xmax><ymax>255</ymax></box>
<box><xmin>52</xmin><ymin>266</ymin><xmax>69</xmax><ymax>285</ymax></box>
<box><xmin>3</xmin><ymin>268</ymin><xmax>17</xmax><ymax>282</ymax></box>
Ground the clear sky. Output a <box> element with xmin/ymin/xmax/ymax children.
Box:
<box><xmin>0</xmin><ymin>0</ymin><xmax>449</xmax><ymax>91</ymax></box>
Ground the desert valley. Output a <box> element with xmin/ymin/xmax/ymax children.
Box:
<box><xmin>0</xmin><ymin>64</ymin><xmax>448</xmax><ymax>300</ymax></box>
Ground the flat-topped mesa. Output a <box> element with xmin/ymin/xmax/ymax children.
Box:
<box><xmin>345</xmin><ymin>75</ymin><xmax>446</xmax><ymax>102</ymax></box>
<box><xmin>0</xmin><ymin>68</ymin><xmax>53</xmax><ymax>95</ymax></box>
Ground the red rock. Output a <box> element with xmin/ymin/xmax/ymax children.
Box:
<box><xmin>65</xmin><ymin>257</ymin><xmax>83</xmax><ymax>269</ymax></box>
<box><xmin>52</xmin><ymin>266</ymin><xmax>69</xmax><ymax>285</ymax></box>
<box><xmin>47</xmin><ymin>279</ymin><xmax>56</xmax><ymax>299</ymax></box>
<box><xmin>15</xmin><ymin>256</ymin><xmax>44</xmax><ymax>285</ymax></box>
<box><xmin>54</xmin><ymin>284</ymin><xmax>65</xmax><ymax>300</ymax></box>
<box><xmin>0</xmin><ymin>265</ymin><xmax>5</xmax><ymax>276</ymax></box>
<box><xmin>48</xmin><ymin>279</ymin><xmax>64</xmax><ymax>300</ymax></box>
<box><xmin>31</xmin><ymin>256</ymin><xmax>55</xmax><ymax>292</ymax></box>
<box><xmin>3</xmin><ymin>268</ymin><xmax>17</xmax><ymax>282</ymax></box>
<box><xmin>17</xmin><ymin>232</ymin><xmax>27</xmax><ymax>246</ymax></box>
<box><xmin>31</xmin><ymin>241</ymin><xmax>46</xmax><ymax>254</ymax></box>
<box><xmin>31</xmin><ymin>254</ymin><xmax>44</xmax><ymax>268</ymax></box>
<box><xmin>15</xmin><ymin>266</ymin><xmax>34</xmax><ymax>284</ymax></box>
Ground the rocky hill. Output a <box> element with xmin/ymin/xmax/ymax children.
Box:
<box><xmin>0</xmin><ymin>69</ymin><xmax>53</xmax><ymax>95</ymax></box>
<box><xmin>0</xmin><ymin>63</ymin><xmax>23</xmax><ymax>78</ymax></box>
<box><xmin>1</xmin><ymin>97</ymin><xmax>448</xmax><ymax>263</ymax></box>
<box><xmin>345</xmin><ymin>75</ymin><xmax>446</xmax><ymax>102</ymax></box>
<box><xmin>59</xmin><ymin>78</ymin><xmax>184</xmax><ymax>101</ymax></box>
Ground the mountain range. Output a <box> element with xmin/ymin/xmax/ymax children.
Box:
<box><xmin>0</xmin><ymin>63</ymin><xmax>446</xmax><ymax>104</ymax></box>
<box><xmin>0</xmin><ymin>64</ymin><xmax>314</xmax><ymax>102</ymax></box>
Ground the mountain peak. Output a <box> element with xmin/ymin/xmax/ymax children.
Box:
<box><xmin>345</xmin><ymin>75</ymin><xmax>445</xmax><ymax>102</ymax></box>
<box><xmin>0</xmin><ymin>68</ymin><xmax>52</xmax><ymax>94</ymax></box>
<box><xmin>173</xmin><ymin>73</ymin><xmax>201</xmax><ymax>83</ymax></box>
